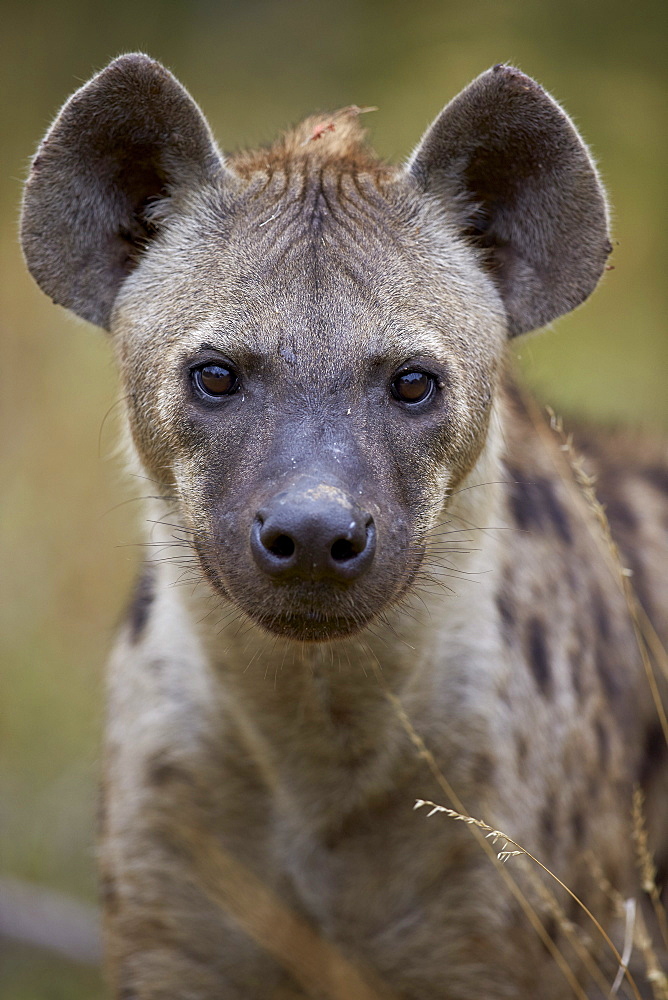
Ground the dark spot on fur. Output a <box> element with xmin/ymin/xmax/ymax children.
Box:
<box><xmin>127</xmin><ymin>562</ymin><xmax>155</xmax><ymax>644</ymax></box>
<box><xmin>502</xmin><ymin>560</ymin><xmax>516</xmax><ymax>597</ymax></box>
<box><xmin>596</xmin><ymin>719</ymin><xmax>610</xmax><ymax>771</ymax></box>
<box><xmin>569</xmin><ymin>645</ymin><xmax>583</xmax><ymax>700</ymax></box>
<box><xmin>507</xmin><ymin>899</ymin><xmax>526</xmax><ymax>932</ymax></box>
<box><xmin>594</xmin><ymin>490</ymin><xmax>652</xmax><ymax>616</ymax></box>
<box><xmin>643</xmin><ymin>465</ymin><xmax>668</xmax><ymax>495</ymax></box>
<box><xmin>567</xmin><ymin>879</ymin><xmax>593</xmax><ymax>925</ymax></box>
<box><xmin>146</xmin><ymin>754</ymin><xmax>195</xmax><ymax>788</ymax></box>
<box><xmin>496</xmin><ymin>591</ymin><xmax>515</xmax><ymax>636</ymax></box>
<box><xmin>590</xmin><ymin>587</ymin><xmax>630</xmax><ymax>710</ymax></box>
<box><xmin>592</xmin><ymin>590</ymin><xmax>611</xmax><ymax>641</ymax></box>
<box><xmin>545</xmin><ymin>915</ymin><xmax>558</xmax><ymax>941</ymax></box>
<box><xmin>506</xmin><ymin>468</ymin><xmax>572</xmax><ymax>544</ymax></box>
<box><xmin>516</xmin><ymin>734</ymin><xmax>528</xmax><ymax>777</ymax></box>
<box><xmin>540</xmin><ymin>481</ymin><xmax>573</xmax><ymax>545</ymax></box>
<box><xmin>571</xmin><ymin>809</ymin><xmax>585</xmax><ymax>845</ymax></box>
<box><xmin>600</xmin><ymin>491</ymin><xmax>638</xmax><ymax>532</ymax></box>
<box><xmin>541</xmin><ymin>793</ymin><xmax>557</xmax><ymax>846</ymax></box>
<box><xmin>471</xmin><ymin>752</ymin><xmax>495</xmax><ymax>786</ymax></box>
<box><xmin>526</xmin><ymin>617</ymin><xmax>552</xmax><ymax>696</ymax></box>
<box><xmin>505</xmin><ymin>467</ymin><xmax>539</xmax><ymax>531</ymax></box>
<box><xmin>639</xmin><ymin>721</ymin><xmax>668</xmax><ymax>788</ymax></box>
<box><xmin>595</xmin><ymin>641</ymin><xmax>621</xmax><ymax>704</ymax></box>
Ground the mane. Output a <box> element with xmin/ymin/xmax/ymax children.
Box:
<box><xmin>229</xmin><ymin>106</ymin><xmax>387</xmax><ymax>177</ymax></box>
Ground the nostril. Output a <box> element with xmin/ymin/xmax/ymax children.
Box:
<box><xmin>254</xmin><ymin>513</ymin><xmax>297</xmax><ymax>562</ymax></box>
<box><xmin>330</xmin><ymin>537</ymin><xmax>358</xmax><ymax>563</ymax></box>
<box><xmin>268</xmin><ymin>534</ymin><xmax>295</xmax><ymax>559</ymax></box>
<box><xmin>330</xmin><ymin>518</ymin><xmax>373</xmax><ymax>563</ymax></box>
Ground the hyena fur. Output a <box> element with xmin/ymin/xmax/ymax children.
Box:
<box><xmin>21</xmin><ymin>54</ymin><xmax>668</xmax><ymax>1000</ymax></box>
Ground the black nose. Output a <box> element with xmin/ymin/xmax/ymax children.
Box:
<box><xmin>250</xmin><ymin>482</ymin><xmax>376</xmax><ymax>583</ymax></box>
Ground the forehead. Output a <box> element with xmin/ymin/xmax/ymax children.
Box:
<box><xmin>118</xmin><ymin>155</ymin><xmax>504</xmax><ymax>366</ymax></box>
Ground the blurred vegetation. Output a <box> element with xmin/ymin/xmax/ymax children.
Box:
<box><xmin>0</xmin><ymin>0</ymin><xmax>665</xmax><ymax>996</ymax></box>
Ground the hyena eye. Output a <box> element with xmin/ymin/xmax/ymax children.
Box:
<box><xmin>191</xmin><ymin>363</ymin><xmax>239</xmax><ymax>398</ymax></box>
<box><xmin>390</xmin><ymin>370</ymin><xmax>436</xmax><ymax>405</ymax></box>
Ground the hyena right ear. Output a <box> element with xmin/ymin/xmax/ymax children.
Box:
<box><xmin>20</xmin><ymin>54</ymin><xmax>226</xmax><ymax>330</ymax></box>
<box><xmin>407</xmin><ymin>64</ymin><xmax>611</xmax><ymax>336</ymax></box>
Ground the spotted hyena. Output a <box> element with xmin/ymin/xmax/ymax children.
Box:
<box><xmin>21</xmin><ymin>55</ymin><xmax>667</xmax><ymax>999</ymax></box>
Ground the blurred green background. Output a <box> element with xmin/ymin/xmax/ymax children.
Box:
<box><xmin>0</xmin><ymin>1</ymin><xmax>665</xmax><ymax>996</ymax></box>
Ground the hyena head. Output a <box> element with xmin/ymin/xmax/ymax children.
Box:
<box><xmin>21</xmin><ymin>55</ymin><xmax>610</xmax><ymax>641</ymax></box>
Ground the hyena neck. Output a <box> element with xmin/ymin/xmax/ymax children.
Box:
<box><xmin>151</xmin><ymin>426</ymin><xmax>506</xmax><ymax>821</ymax></box>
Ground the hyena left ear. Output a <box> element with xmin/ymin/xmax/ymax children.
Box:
<box><xmin>406</xmin><ymin>65</ymin><xmax>612</xmax><ymax>336</ymax></box>
<box><xmin>20</xmin><ymin>54</ymin><xmax>226</xmax><ymax>330</ymax></box>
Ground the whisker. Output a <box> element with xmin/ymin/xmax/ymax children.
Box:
<box><xmin>102</xmin><ymin>494</ymin><xmax>178</xmax><ymax>518</ymax></box>
<box><xmin>448</xmin><ymin>480</ymin><xmax>508</xmax><ymax>497</ymax></box>
<box><xmin>97</xmin><ymin>393</ymin><xmax>132</xmax><ymax>459</ymax></box>
<box><xmin>145</xmin><ymin>518</ymin><xmax>196</xmax><ymax>535</ymax></box>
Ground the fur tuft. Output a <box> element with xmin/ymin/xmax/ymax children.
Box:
<box><xmin>230</xmin><ymin>106</ymin><xmax>383</xmax><ymax>176</ymax></box>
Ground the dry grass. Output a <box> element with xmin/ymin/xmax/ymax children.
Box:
<box><xmin>377</xmin><ymin>676</ymin><xmax>643</xmax><ymax>1000</ymax></box>
<box><xmin>412</xmin><ymin>798</ymin><xmax>630</xmax><ymax>997</ymax></box>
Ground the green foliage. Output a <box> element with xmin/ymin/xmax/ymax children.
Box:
<box><xmin>2</xmin><ymin>944</ymin><xmax>105</xmax><ymax>1000</ymax></box>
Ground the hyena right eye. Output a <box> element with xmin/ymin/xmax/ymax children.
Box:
<box><xmin>191</xmin><ymin>362</ymin><xmax>240</xmax><ymax>399</ymax></box>
<box><xmin>390</xmin><ymin>369</ymin><xmax>437</xmax><ymax>406</ymax></box>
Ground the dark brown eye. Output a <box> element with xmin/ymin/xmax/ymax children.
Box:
<box><xmin>391</xmin><ymin>370</ymin><xmax>436</xmax><ymax>404</ymax></box>
<box><xmin>192</xmin><ymin>363</ymin><xmax>239</xmax><ymax>398</ymax></box>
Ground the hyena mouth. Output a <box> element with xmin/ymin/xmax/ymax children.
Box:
<box><xmin>232</xmin><ymin>568</ymin><xmax>385</xmax><ymax>640</ymax></box>
<box><xmin>195</xmin><ymin>535</ymin><xmax>386</xmax><ymax>641</ymax></box>
<box><xmin>254</xmin><ymin>607</ymin><xmax>376</xmax><ymax>642</ymax></box>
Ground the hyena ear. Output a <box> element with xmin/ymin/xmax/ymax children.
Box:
<box><xmin>406</xmin><ymin>64</ymin><xmax>611</xmax><ymax>336</ymax></box>
<box><xmin>20</xmin><ymin>54</ymin><xmax>225</xmax><ymax>330</ymax></box>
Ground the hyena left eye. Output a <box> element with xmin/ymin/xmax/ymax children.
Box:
<box><xmin>390</xmin><ymin>370</ymin><xmax>436</xmax><ymax>405</ymax></box>
<box><xmin>192</xmin><ymin>363</ymin><xmax>240</xmax><ymax>398</ymax></box>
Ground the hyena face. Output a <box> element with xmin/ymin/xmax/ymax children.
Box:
<box><xmin>114</xmin><ymin>154</ymin><xmax>505</xmax><ymax>639</ymax></box>
<box><xmin>21</xmin><ymin>55</ymin><xmax>609</xmax><ymax>641</ymax></box>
